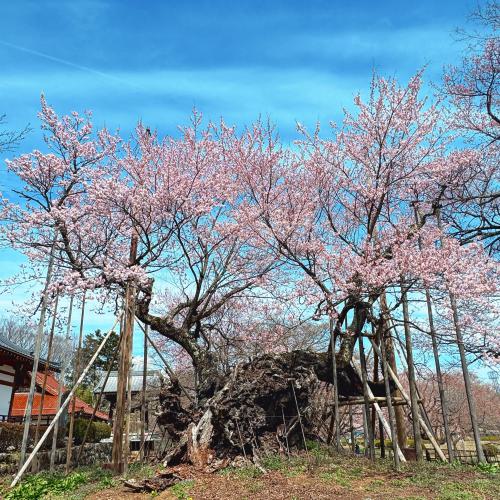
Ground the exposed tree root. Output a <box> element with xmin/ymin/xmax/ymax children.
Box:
<box><xmin>158</xmin><ymin>350</ymin><xmax>390</xmax><ymax>467</ymax></box>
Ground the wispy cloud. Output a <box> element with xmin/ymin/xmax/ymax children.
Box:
<box><xmin>0</xmin><ymin>39</ymin><xmax>145</xmax><ymax>91</ymax></box>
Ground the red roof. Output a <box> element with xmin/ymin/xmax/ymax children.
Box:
<box><xmin>35</xmin><ymin>372</ymin><xmax>61</xmax><ymax>396</ymax></box>
<box><xmin>11</xmin><ymin>372</ymin><xmax>109</xmax><ymax>421</ymax></box>
<box><xmin>11</xmin><ymin>393</ymin><xmax>109</xmax><ymax>421</ymax></box>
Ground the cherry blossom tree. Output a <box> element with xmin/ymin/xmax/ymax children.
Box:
<box><xmin>238</xmin><ymin>72</ymin><xmax>497</xmax><ymax>371</ymax></box>
<box><xmin>1</xmin><ymin>71</ymin><xmax>498</xmax><ymax>465</ymax></box>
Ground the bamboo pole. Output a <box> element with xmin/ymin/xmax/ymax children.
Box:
<box><xmin>34</xmin><ymin>292</ymin><xmax>59</xmax><ymax>446</ymax></box>
<box><xmin>66</xmin><ymin>293</ymin><xmax>86</xmax><ymax>473</ymax></box>
<box><xmin>400</xmin><ymin>278</ymin><xmax>423</xmax><ymax>462</ymax></box>
<box><xmin>19</xmin><ymin>236</ymin><xmax>57</xmax><ymax>468</ymax></box>
<box><xmin>50</xmin><ymin>295</ymin><xmax>74</xmax><ymax>471</ymax></box>
<box><xmin>10</xmin><ymin>314</ymin><xmax>122</xmax><ymax>488</ymax></box>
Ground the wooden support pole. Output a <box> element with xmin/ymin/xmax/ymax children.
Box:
<box><xmin>392</xmin><ymin>336</ymin><xmax>442</xmax><ymax>449</ymax></box>
<box><xmin>19</xmin><ymin>236</ymin><xmax>57</xmax><ymax>468</ymax></box>
<box><xmin>349</xmin><ymin>406</ymin><xmax>356</xmax><ymax>453</ymax></box>
<box><xmin>281</xmin><ymin>406</ymin><xmax>290</xmax><ymax>457</ymax></box>
<box><xmin>352</xmin><ymin>362</ymin><xmax>406</xmax><ymax>462</ymax></box>
<box><xmin>371</xmin><ymin>321</ymin><xmax>379</xmax><ymax>457</ymax></box>
<box><xmin>50</xmin><ymin>295</ymin><xmax>74</xmax><ymax>472</ymax></box>
<box><xmin>112</xmin><ymin>288</ymin><xmax>134</xmax><ymax>473</ymax></box>
<box><xmin>10</xmin><ymin>314</ymin><xmax>122</xmax><ymax>488</ymax></box>
<box><xmin>379</xmin><ymin>418</ymin><xmax>385</xmax><ymax>459</ymax></box>
<box><xmin>435</xmin><ymin>209</ymin><xmax>485</xmax><ymax>463</ymax></box>
<box><xmin>417</xmin><ymin>220</ymin><xmax>455</xmax><ymax>460</ymax></box>
<box><xmin>379</xmin><ymin>327</ymin><xmax>400</xmax><ymax>470</ymax></box>
<box><xmin>66</xmin><ymin>292</ymin><xmax>86</xmax><ymax>473</ymax></box>
<box><xmin>124</xmin><ymin>332</ymin><xmax>134</xmax><ymax>474</ymax></box>
<box><xmin>76</xmin><ymin>333</ymin><xmax>121</xmax><ymax>465</ymax></box>
<box><xmin>358</xmin><ymin>335</ymin><xmax>375</xmax><ymax>461</ymax></box>
<box><xmin>370</xmin><ymin>339</ymin><xmax>447</xmax><ymax>462</ymax></box>
<box><xmin>34</xmin><ymin>292</ymin><xmax>59</xmax><ymax>446</ymax></box>
<box><xmin>290</xmin><ymin>380</ymin><xmax>308</xmax><ymax>453</ymax></box>
<box><xmin>329</xmin><ymin>317</ymin><xmax>341</xmax><ymax>452</ymax></box>
<box><xmin>381</xmin><ymin>293</ymin><xmax>407</xmax><ymax>449</ymax></box>
<box><xmin>112</xmin><ymin>232</ymin><xmax>138</xmax><ymax>473</ymax></box>
<box><xmin>400</xmin><ymin>278</ymin><xmax>423</xmax><ymax>462</ymax></box>
<box><xmin>338</xmin><ymin>396</ymin><xmax>410</xmax><ymax>407</ymax></box>
<box><xmin>449</xmin><ymin>290</ymin><xmax>486</xmax><ymax>463</ymax></box>
<box><xmin>140</xmin><ymin>324</ymin><xmax>148</xmax><ymax>461</ymax></box>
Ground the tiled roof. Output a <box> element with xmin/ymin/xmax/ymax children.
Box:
<box><xmin>0</xmin><ymin>334</ymin><xmax>61</xmax><ymax>371</ymax></box>
<box><xmin>35</xmin><ymin>372</ymin><xmax>62</xmax><ymax>396</ymax></box>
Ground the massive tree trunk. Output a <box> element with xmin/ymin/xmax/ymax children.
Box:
<box><xmin>159</xmin><ymin>349</ymin><xmax>389</xmax><ymax>467</ymax></box>
<box><xmin>136</xmin><ymin>286</ymin><xmax>391</xmax><ymax>465</ymax></box>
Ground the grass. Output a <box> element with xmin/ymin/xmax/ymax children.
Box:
<box><xmin>0</xmin><ymin>462</ymin><xmax>158</xmax><ymax>500</ymax></box>
<box><xmin>169</xmin><ymin>480</ymin><xmax>195</xmax><ymax>500</ymax></box>
<box><xmin>2</xmin><ymin>445</ymin><xmax>499</xmax><ymax>499</ymax></box>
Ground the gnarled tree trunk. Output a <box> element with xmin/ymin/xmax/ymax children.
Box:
<box><xmin>159</xmin><ymin>350</ymin><xmax>388</xmax><ymax>467</ymax></box>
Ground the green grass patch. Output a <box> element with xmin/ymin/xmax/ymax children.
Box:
<box><xmin>3</xmin><ymin>471</ymin><xmax>87</xmax><ymax>500</ymax></box>
<box><xmin>0</xmin><ymin>462</ymin><xmax>154</xmax><ymax>500</ymax></box>
<box><xmin>169</xmin><ymin>479</ymin><xmax>195</xmax><ymax>500</ymax></box>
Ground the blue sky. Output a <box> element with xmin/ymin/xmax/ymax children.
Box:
<box><xmin>0</xmin><ymin>0</ymin><xmax>487</xmax><ymax>363</ymax></box>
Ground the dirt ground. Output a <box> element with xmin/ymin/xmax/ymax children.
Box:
<box><xmin>83</xmin><ymin>457</ymin><xmax>499</xmax><ymax>500</ymax></box>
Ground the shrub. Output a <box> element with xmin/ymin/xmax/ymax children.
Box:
<box><xmin>68</xmin><ymin>418</ymin><xmax>111</xmax><ymax>445</ymax></box>
<box><xmin>93</xmin><ymin>421</ymin><xmax>112</xmax><ymax>442</ymax></box>
<box><xmin>482</xmin><ymin>435</ymin><xmax>500</xmax><ymax>442</ymax></box>
<box><xmin>482</xmin><ymin>443</ymin><xmax>499</xmax><ymax>457</ymax></box>
<box><xmin>374</xmin><ymin>438</ymin><xmax>393</xmax><ymax>448</ymax></box>
<box><xmin>0</xmin><ymin>422</ymin><xmax>26</xmax><ymax>452</ymax></box>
